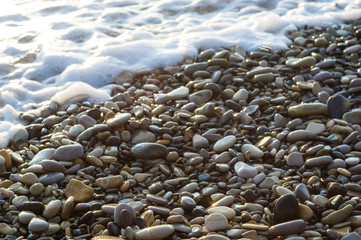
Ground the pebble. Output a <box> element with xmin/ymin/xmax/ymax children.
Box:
<box><xmin>28</xmin><ymin>217</ymin><xmax>49</xmax><ymax>232</ymax></box>
<box><xmin>321</xmin><ymin>204</ymin><xmax>353</xmax><ymax>225</ymax></box>
<box><xmin>41</xmin><ymin>159</ymin><xmax>67</xmax><ymax>172</ymax></box>
<box><xmin>193</xmin><ymin>134</ymin><xmax>209</xmax><ymax>149</ymax></box>
<box><xmin>287</xmin><ymin>152</ymin><xmax>304</xmax><ymax>167</ymax></box>
<box><xmin>188</xmin><ymin>89</ymin><xmax>213</xmax><ymax>105</ymax></box>
<box><xmin>95</xmin><ymin>175</ymin><xmax>124</xmax><ymax>189</ymax></box>
<box><xmin>168</xmin><ymin>86</ymin><xmax>189</xmax><ymax>100</ymax></box>
<box><xmin>298</xmin><ymin>203</ymin><xmax>313</xmax><ymax>221</ymax></box>
<box><xmin>135</xmin><ymin>224</ymin><xmax>175</xmax><ymax>240</ymax></box>
<box><xmin>286</xmin><ymin>56</ymin><xmax>316</xmax><ymax>68</ymax></box>
<box><xmin>107</xmin><ymin>113</ymin><xmax>131</xmax><ymax>128</ymax></box>
<box><xmin>21</xmin><ymin>172</ymin><xmax>39</xmax><ymax>185</ymax></box>
<box><xmin>306</xmin><ymin>122</ymin><xmax>326</xmax><ymax>135</ymax></box>
<box><xmin>0</xmin><ymin>223</ymin><xmax>15</xmax><ymax>235</ymax></box>
<box><xmin>64</xmin><ymin>179</ymin><xmax>94</xmax><ymax>202</ymax></box>
<box><xmin>205</xmin><ymin>213</ymin><xmax>228</xmax><ymax>232</ymax></box>
<box><xmin>18</xmin><ymin>211</ymin><xmax>36</xmax><ymax>225</ymax></box>
<box><xmin>54</xmin><ymin>143</ymin><xmax>84</xmax><ymax>161</ymax></box>
<box><xmin>213</xmin><ymin>135</ymin><xmax>236</xmax><ymax>153</ymax></box>
<box><xmin>114</xmin><ymin>203</ymin><xmax>136</xmax><ymax>225</ymax></box>
<box><xmin>327</xmin><ymin>94</ymin><xmax>350</xmax><ymax>119</ymax></box>
<box><xmin>207</xmin><ymin>206</ymin><xmax>236</xmax><ymax>220</ymax></box>
<box><xmin>131</xmin><ymin>143</ymin><xmax>169</xmax><ymax>159</ymax></box>
<box><xmin>343</xmin><ymin>109</ymin><xmax>361</xmax><ymax>124</ymax></box>
<box><xmin>288</xmin><ymin>103</ymin><xmax>327</xmax><ymax>117</ymax></box>
<box><xmin>0</xmin><ymin>150</ymin><xmax>11</xmax><ymax>170</ymax></box>
<box><xmin>43</xmin><ymin>199</ymin><xmax>62</xmax><ymax>219</ymax></box>
<box><xmin>131</xmin><ymin>130</ymin><xmax>156</xmax><ymax>144</ymax></box>
<box><xmin>268</xmin><ymin>219</ymin><xmax>306</xmax><ymax>236</ymax></box>
<box><xmin>39</xmin><ymin>172</ymin><xmax>64</xmax><ymax>185</ymax></box>
<box><xmin>241</xmin><ymin>144</ymin><xmax>264</xmax><ymax>158</ymax></box>
<box><xmin>273</xmin><ymin>193</ymin><xmax>298</xmax><ymax>223</ymax></box>
<box><xmin>29</xmin><ymin>148</ymin><xmax>55</xmax><ymax>165</ymax></box>
<box><xmin>305</xmin><ymin>155</ymin><xmax>332</xmax><ymax>167</ymax></box>
<box><xmin>234</xmin><ymin>162</ymin><xmax>258</xmax><ymax>178</ymax></box>
<box><xmin>286</xmin><ymin>130</ymin><xmax>309</xmax><ymax>142</ymax></box>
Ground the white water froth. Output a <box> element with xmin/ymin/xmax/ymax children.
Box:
<box><xmin>0</xmin><ymin>0</ymin><xmax>360</xmax><ymax>147</ymax></box>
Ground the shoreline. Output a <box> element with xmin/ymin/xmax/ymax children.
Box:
<box><xmin>1</xmin><ymin>19</ymin><xmax>361</xmax><ymax>239</ymax></box>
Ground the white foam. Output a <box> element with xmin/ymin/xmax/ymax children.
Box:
<box><xmin>0</xmin><ymin>0</ymin><xmax>360</xmax><ymax>147</ymax></box>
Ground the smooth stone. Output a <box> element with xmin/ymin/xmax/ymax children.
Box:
<box><xmin>41</xmin><ymin>160</ymin><xmax>66</xmax><ymax>172</ymax></box>
<box><xmin>28</xmin><ymin>217</ymin><xmax>49</xmax><ymax>232</ymax></box>
<box><xmin>107</xmin><ymin>113</ymin><xmax>131</xmax><ymax>128</ymax></box>
<box><xmin>21</xmin><ymin>172</ymin><xmax>39</xmax><ymax>185</ymax></box>
<box><xmin>314</xmin><ymin>71</ymin><xmax>332</xmax><ymax>81</ymax></box>
<box><xmin>274</xmin><ymin>113</ymin><xmax>288</xmax><ymax>127</ymax></box>
<box><xmin>344</xmin><ymin>44</ymin><xmax>361</xmax><ymax>54</ymax></box>
<box><xmin>327</xmin><ymin>94</ymin><xmax>350</xmax><ymax>119</ymax></box>
<box><xmin>0</xmin><ymin>223</ymin><xmax>15</xmax><ymax>235</ymax></box>
<box><xmin>114</xmin><ymin>203</ymin><xmax>136</xmax><ymax>226</ymax></box>
<box><xmin>64</xmin><ymin>179</ymin><xmax>94</xmax><ymax>202</ymax></box>
<box><xmin>0</xmin><ymin>150</ymin><xmax>11</xmax><ymax>170</ymax></box>
<box><xmin>213</xmin><ymin>135</ymin><xmax>236</xmax><ymax>153</ymax></box>
<box><xmin>29</xmin><ymin>183</ymin><xmax>45</xmax><ymax>196</ymax></box>
<box><xmin>95</xmin><ymin>175</ymin><xmax>124</xmax><ymax>189</ymax></box>
<box><xmin>115</xmin><ymin>70</ymin><xmax>133</xmax><ymax>84</ymax></box>
<box><xmin>286</xmin><ymin>56</ymin><xmax>316</xmax><ymax>68</ymax></box>
<box><xmin>184</xmin><ymin>62</ymin><xmax>208</xmax><ymax>75</ymax></box>
<box><xmin>12</xmin><ymin>195</ymin><xmax>28</xmax><ymax>208</ymax></box>
<box><xmin>295</xmin><ymin>183</ymin><xmax>310</xmax><ymax>201</ymax></box>
<box><xmin>188</xmin><ymin>90</ymin><xmax>213</xmax><ymax>106</ymax></box>
<box><xmin>321</xmin><ymin>204</ymin><xmax>353</xmax><ymax>225</ymax></box>
<box><xmin>347</xmin><ymin>215</ymin><xmax>361</xmax><ymax>228</ymax></box>
<box><xmin>92</xmin><ymin>237</ymin><xmax>125</xmax><ymax>240</ymax></box>
<box><xmin>212</xmin><ymin>196</ymin><xmax>234</xmax><ymax>207</ymax></box>
<box><xmin>131</xmin><ymin>130</ymin><xmax>156</xmax><ymax>144</ymax></box>
<box><xmin>200</xmin><ymin>235</ymin><xmax>230</xmax><ymax>240</ymax></box>
<box><xmin>286</xmin><ymin>130</ymin><xmax>309</xmax><ymax>142</ymax></box>
<box><xmin>168</xmin><ymin>86</ymin><xmax>189</xmax><ymax>100</ymax></box>
<box><xmin>268</xmin><ymin>219</ymin><xmax>306</xmax><ymax>236</ymax></box>
<box><xmin>205</xmin><ymin>213</ymin><xmax>228</xmax><ymax>232</ymax></box>
<box><xmin>232</xmin><ymin>88</ymin><xmax>248</xmax><ymax>101</ymax></box>
<box><xmin>180</xmin><ymin>196</ymin><xmax>196</xmax><ymax>210</ymax></box>
<box><xmin>18</xmin><ymin>211</ymin><xmax>36</xmax><ymax>225</ymax></box>
<box><xmin>235</xmin><ymin>162</ymin><xmax>258</xmax><ymax>178</ymax></box>
<box><xmin>69</xmin><ymin>124</ymin><xmax>85</xmax><ymax>138</ymax></box>
<box><xmin>287</xmin><ymin>152</ymin><xmax>304</xmax><ymax>167</ymax></box>
<box><xmin>29</xmin><ymin>148</ymin><xmax>56</xmax><ymax>165</ymax></box>
<box><xmin>39</xmin><ymin>172</ymin><xmax>64</xmax><ymax>185</ymax></box>
<box><xmin>54</xmin><ymin>143</ymin><xmax>83</xmax><ymax>161</ymax></box>
<box><xmin>45</xmin><ymin>222</ymin><xmax>60</xmax><ymax>235</ymax></box>
<box><xmin>207</xmin><ymin>206</ymin><xmax>235</xmax><ymax>220</ymax></box>
<box><xmin>298</xmin><ymin>204</ymin><xmax>313</xmax><ymax>221</ymax></box>
<box><xmin>341</xmin><ymin>232</ymin><xmax>361</xmax><ymax>240</ymax></box>
<box><xmin>119</xmin><ymin>209</ymin><xmax>134</xmax><ymax>228</ymax></box>
<box><xmin>131</xmin><ymin>143</ymin><xmax>169</xmax><ymax>159</ymax></box>
<box><xmin>21</xmin><ymin>201</ymin><xmax>44</xmax><ymax>215</ymax></box>
<box><xmin>274</xmin><ymin>193</ymin><xmax>298</xmax><ymax>223</ymax></box>
<box><xmin>306</xmin><ymin>122</ymin><xmax>326</xmax><ymax>135</ymax></box>
<box><xmin>43</xmin><ymin>200</ymin><xmax>62</xmax><ymax>219</ymax></box>
<box><xmin>193</xmin><ymin>134</ymin><xmax>209</xmax><ymax>149</ymax></box>
<box><xmin>61</xmin><ymin>196</ymin><xmax>75</xmax><ymax>220</ymax></box>
<box><xmin>313</xmin><ymin>195</ymin><xmax>329</xmax><ymax>208</ymax></box>
<box><xmin>343</xmin><ymin>109</ymin><xmax>361</xmax><ymax>124</ymax></box>
<box><xmin>253</xmin><ymin>72</ymin><xmax>274</xmax><ymax>83</ymax></box>
<box><xmin>259</xmin><ymin>177</ymin><xmax>276</xmax><ymax>189</ymax></box>
<box><xmin>305</xmin><ymin>156</ymin><xmax>332</xmax><ymax>167</ymax></box>
<box><xmin>135</xmin><ymin>224</ymin><xmax>175</xmax><ymax>240</ymax></box>
<box><xmin>288</xmin><ymin>103</ymin><xmax>327</xmax><ymax>117</ymax></box>
<box><xmin>241</xmin><ymin>144</ymin><xmax>264</xmax><ymax>158</ymax></box>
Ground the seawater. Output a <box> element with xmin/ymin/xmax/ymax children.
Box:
<box><xmin>0</xmin><ymin>0</ymin><xmax>360</xmax><ymax>147</ymax></box>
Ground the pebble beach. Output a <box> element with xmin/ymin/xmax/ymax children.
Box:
<box><xmin>0</xmin><ymin>17</ymin><xmax>361</xmax><ymax>240</ymax></box>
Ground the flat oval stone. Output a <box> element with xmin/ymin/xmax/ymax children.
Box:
<box><xmin>287</xmin><ymin>152</ymin><xmax>304</xmax><ymax>167</ymax></box>
<box><xmin>213</xmin><ymin>135</ymin><xmax>236</xmax><ymax>153</ymax></box>
<box><xmin>305</xmin><ymin>156</ymin><xmax>332</xmax><ymax>167</ymax></box>
<box><xmin>241</xmin><ymin>144</ymin><xmax>264</xmax><ymax>158</ymax></box>
<box><xmin>343</xmin><ymin>109</ymin><xmax>361</xmax><ymax>124</ymax></box>
<box><xmin>29</xmin><ymin>148</ymin><xmax>56</xmax><ymax>165</ymax></box>
<box><xmin>205</xmin><ymin>213</ymin><xmax>228</xmax><ymax>232</ymax></box>
<box><xmin>321</xmin><ymin>204</ymin><xmax>353</xmax><ymax>225</ymax></box>
<box><xmin>131</xmin><ymin>130</ymin><xmax>156</xmax><ymax>144</ymax></box>
<box><xmin>131</xmin><ymin>143</ymin><xmax>169</xmax><ymax>159</ymax></box>
<box><xmin>274</xmin><ymin>193</ymin><xmax>298</xmax><ymax>223</ymax></box>
<box><xmin>306</xmin><ymin>122</ymin><xmax>326</xmax><ymax>135</ymax></box>
<box><xmin>43</xmin><ymin>199</ymin><xmax>62</xmax><ymax>219</ymax></box>
<box><xmin>114</xmin><ymin>203</ymin><xmax>136</xmax><ymax>226</ymax></box>
<box><xmin>286</xmin><ymin>130</ymin><xmax>309</xmax><ymax>142</ymax></box>
<box><xmin>269</xmin><ymin>219</ymin><xmax>306</xmax><ymax>236</ymax></box>
<box><xmin>18</xmin><ymin>211</ymin><xmax>36</xmax><ymax>225</ymax></box>
<box><xmin>298</xmin><ymin>203</ymin><xmax>313</xmax><ymax>221</ymax></box>
<box><xmin>0</xmin><ymin>150</ymin><xmax>11</xmax><ymax>170</ymax></box>
<box><xmin>39</xmin><ymin>172</ymin><xmax>64</xmax><ymax>185</ymax></box>
<box><xmin>41</xmin><ymin>160</ymin><xmax>66</xmax><ymax>172</ymax></box>
<box><xmin>286</xmin><ymin>56</ymin><xmax>316</xmax><ymax>68</ymax></box>
<box><xmin>28</xmin><ymin>217</ymin><xmax>49</xmax><ymax>232</ymax></box>
<box><xmin>21</xmin><ymin>201</ymin><xmax>44</xmax><ymax>215</ymax></box>
<box><xmin>207</xmin><ymin>206</ymin><xmax>235</xmax><ymax>220</ymax></box>
<box><xmin>21</xmin><ymin>172</ymin><xmax>39</xmax><ymax>185</ymax></box>
<box><xmin>107</xmin><ymin>113</ymin><xmax>131</xmax><ymax>128</ymax></box>
<box><xmin>135</xmin><ymin>224</ymin><xmax>175</xmax><ymax>240</ymax></box>
<box><xmin>288</xmin><ymin>103</ymin><xmax>327</xmax><ymax>117</ymax></box>
<box><xmin>54</xmin><ymin>144</ymin><xmax>83</xmax><ymax>161</ymax></box>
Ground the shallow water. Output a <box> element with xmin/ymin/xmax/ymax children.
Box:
<box><xmin>0</xmin><ymin>0</ymin><xmax>360</xmax><ymax>147</ymax></box>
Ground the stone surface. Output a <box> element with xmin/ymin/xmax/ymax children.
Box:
<box><xmin>107</xmin><ymin>113</ymin><xmax>131</xmax><ymax>128</ymax></box>
<box><xmin>43</xmin><ymin>200</ymin><xmax>62</xmax><ymax>219</ymax></box>
<box><xmin>0</xmin><ymin>150</ymin><xmax>11</xmax><ymax>170</ymax></box>
<box><xmin>28</xmin><ymin>217</ymin><xmax>49</xmax><ymax>232</ymax></box>
<box><xmin>64</xmin><ymin>179</ymin><xmax>94</xmax><ymax>202</ymax></box>
<box><xmin>213</xmin><ymin>135</ymin><xmax>236</xmax><ymax>153</ymax></box>
<box><xmin>131</xmin><ymin>143</ymin><xmax>169</xmax><ymax>159</ymax></box>
<box><xmin>268</xmin><ymin>219</ymin><xmax>306</xmax><ymax>236</ymax></box>
<box><xmin>28</xmin><ymin>148</ymin><xmax>56</xmax><ymax>165</ymax></box>
<box><xmin>54</xmin><ymin>143</ymin><xmax>83</xmax><ymax>161</ymax></box>
<box><xmin>131</xmin><ymin>130</ymin><xmax>156</xmax><ymax>144</ymax></box>
<box><xmin>321</xmin><ymin>204</ymin><xmax>353</xmax><ymax>225</ymax></box>
<box><xmin>306</xmin><ymin>122</ymin><xmax>326</xmax><ymax>135</ymax></box>
<box><xmin>273</xmin><ymin>193</ymin><xmax>298</xmax><ymax>223</ymax></box>
<box><xmin>205</xmin><ymin>213</ymin><xmax>228</xmax><ymax>232</ymax></box>
<box><xmin>207</xmin><ymin>206</ymin><xmax>236</xmax><ymax>220</ymax></box>
<box><xmin>343</xmin><ymin>109</ymin><xmax>361</xmax><ymax>124</ymax></box>
<box><xmin>241</xmin><ymin>144</ymin><xmax>264</xmax><ymax>158</ymax></box>
<box><xmin>287</xmin><ymin>152</ymin><xmax>304</xmax><ymax>167</ymax></box>
<box><xmin>327</xmin><ymin>94</ymin><xmax>350</xmax><ymax>119</ymax></box>
<box><xmin>234</xmin><ymin>162</ymin><xmax>258</xmax><ymax>178</ymax></box>
<box><xmin>288</xmin><ymin>103</ymin><xmax>327</xmax><ymax>117</ymax></box>
<box><xmin>95</xmin><ymin>175</ymin><xmax>124</xmax><ymax>189</ymax></box>
<box><xmin>135</xmin><ymin>224</ymin><xmax>175</xmax><ymax>240</ymax></box>
<box><xmin>188</xmin><ymin>89</ymin><xmax>213</xmax><ymax>105</ymax></box>
<box><xmin>305</xmin><ymin>155</ymin><xmax>332</xmax><ymax>167</ymax></box>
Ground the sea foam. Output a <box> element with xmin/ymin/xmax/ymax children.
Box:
<box><xmin>0</xmin><ymin>0</ymin><xmax>360</xmax><ymax>147</ymax></box>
